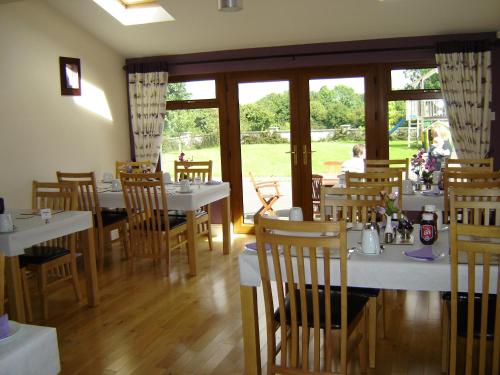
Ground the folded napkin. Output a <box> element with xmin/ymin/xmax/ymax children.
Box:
<box><xmin>404</xmin><ymin>246</ymin><xmax>437</xmax><ymax>261</ymax></box>
<box><xmin>422</xmin><ymin>191</ymin><xmax>443</xmax><ymax>197</ymax></box>
<box><xmin>0</xmin><ymin>314</ymin><xmax>9</xmax><ymax>339</ymax></box>
<box><xmin>245</xmin><ymin>242</ymin><xmax>271</xmax><ymax>252</ymax></box>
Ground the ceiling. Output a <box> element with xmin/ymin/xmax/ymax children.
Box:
<box><xmin>44</xmin><ymin>0</ymin><xmax>500</xmax><ymax>58</ymax></box>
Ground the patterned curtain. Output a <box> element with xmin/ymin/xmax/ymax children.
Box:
<box><xmin>435</xmin><ymin>41</ymin><xmax>492</xmax><ymax>159</ymax></box>
<box><xmin>127</xmin><ymin>62</ymin><xmax>168</xmax><ymax>167</ymax></box>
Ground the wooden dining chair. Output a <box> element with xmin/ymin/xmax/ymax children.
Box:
<box><xmin>57</xmin><ymin>171</ymin><xmax>129</xmax><ymax>268</ymax></box>
<box><xmin>364</xmin><ymin>158</ymin><xmax>410</xmax><ymax>179</ymax></box>
<box><xmin>116</xmin><ymin>161</ymin><xmax>154</xmax><ymax>177</ymax></box>
<box><xmin>311</xmin><ymin>174</ymin><xmax>323</xmax><ymax>218</ymax></box>
<box><xmin>172</xmin><ymin>160</ymin><xmax>213</xmax><ymax>251</ymax></box>
<box><xmin>442</xmin><ymin>187</ymin><xmax>500</xmax><ymax>374</ymax></box>
<box><xmin>249</xmin><ymin>171</ymin><xmax>282</xmax><ymax>216</ymax></box>
<box><xmin>120</xmin><ymin>173</ymin><xmax>189</xmax><ymax>275</ymax></box>
<box><xmin>444</xmin><ymin>158</ymin><xmax>494</xmax><ymax>173</ymax></box>
<box><xmin>19</xmin><ymin>181</ymin><xmax>82</xmax><ymax>320</ymax></box>
<box><xmin>443</xmin><ymin>171</ymin><xmax>500</xmax><ymax>224</ymax></box>
<box><xmin>345</xmin><ymin>170</ymin><xmax>403</xmax><ymax>216</ymax></box>
<box><xmin>255</xmin><ymin>216</ymin><xmax>368</xmax><ymax>374</ymax></box>
<box><xmin>320</xmin><ymin>186</ymin><xmax>384</xmax><ymax>368</ymax></box>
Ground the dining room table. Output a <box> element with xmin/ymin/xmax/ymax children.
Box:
<box><xmin>98</xmin><ymin>181</ymin><xmax>232</xmax><ymax>276</ymax></box>
<box><xmin>402</xmin><ymin>190</ymin><xmax>444</xmax><ymax>212</ymax></box>
<box><xmin>0</xmin><ymin>209</ymin><xmax>98</xmax><ymax>323</ymax></box>
<box><xmin>238</xmin><ymin>224</ymin><xmax>497</xmax><ymax>375</ymax></box>
<box><xmin>0</xmin><ymin>321</ymin><xmax>60</xmax><ymax>375</ymax></box>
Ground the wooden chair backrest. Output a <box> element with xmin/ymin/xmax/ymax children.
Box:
<box><xmin>311</xmin><ymin>174</ymin><xmax>323</xmax><ymax>202</ymax></box>
<box><xmin>32</xmin><ymin>181</ymin><xmax>78</xmax><ymax>248</ymax></box>
<box><xmin>320</xmin><ymin>186</ymin><xmax>382</xmax><ymax>223</ymax></box>
<box><xmin>345</xmin><ymin>170</ymin><xmax>403</xmax><ymax>214</ymax></box>
<box><xmin>56</xmin><ymin>171</ymin><xmax>101</xmax><ymax>217</ymax></box>
<box><xmin>365</xmin><ymin>158</ymin><xmax>410</xmax><ymax>178</ymax></box>
<box><xmin>443</xmin><ymin>171</ymin><xmax>500</xmax><ymax>224</ymax></box>
<box><xmin>116</xmin><ymin>161</ymin><xmax>154</xmax><ymax>177</ymax></box>
<box><xmin>0</xmin><ymin>251</ymin><xmax>4</xmax><ymax>316</ymax></box>
<box><xmin>255</xmin><ymin>216</ymin><xmax>349</xmax><ymax>374</ymax></box>
<box><xmin>174</xmin><ymin>160</ymin><xmax>212</xmax><ymax>182</ymax></box>
<box><xmin>448</xmin><ymin>188</ymin><xmax>500</xmax><ymax>374</ymax></box>
<box><xmin>444</xmin><ymin>158</ymin><xmax>494</xmax><ymax>173</ymax></box>
<box><xmin>120</xmin><ymin>173</ymin><xmax>170</xmax><ymax>259</ymax></box>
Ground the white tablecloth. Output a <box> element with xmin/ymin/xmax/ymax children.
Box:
<box><xmin>99</xmin><ymin>182</ymin><xmax>230</xmax><ymax>211</ymax></box>
<box><xmin>239</xmin><ymin>226</ymin><xmax>497</xmax><ymax>293</ymax></box>
<box><xmin>0</xmin><ymin>210</ymin><xmax>93</xmax><ymax>256</ymax></box>
<box><xmin>402</xmin><ymin>191</ymin><xmax>444</xmax><ymax>212</ymax></box>
<box><xmin>0</xmin><ymin>323</ymin><xmax>60</xmax><ymax>375</ymax></box>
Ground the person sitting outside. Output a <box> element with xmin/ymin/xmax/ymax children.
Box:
<box><xmin>341</xmin><ymin>144</ymin><xmax>365</xmax><ymax>173</ymax></box>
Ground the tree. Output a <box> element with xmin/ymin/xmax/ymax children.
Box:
<box><xmin>403</xmin><ymin>68</ymin><xmax>440</xmax><ymax>90</ymax></box>
<box><xmin>166</xmin><ymin>82</ymin><xmax>191</xmax><ymax>101</ymax></box>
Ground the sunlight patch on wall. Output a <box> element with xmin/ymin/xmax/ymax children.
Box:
<box><xmin>73</xmin><ymin>80</ymin><xmax>113</xmax><ymax>121</ymax></box>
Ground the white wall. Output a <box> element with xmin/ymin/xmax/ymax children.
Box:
<box><xmin>0</xmin><ymin>0</ymin><xmax>130</xmax><ymax>208</ymax></box>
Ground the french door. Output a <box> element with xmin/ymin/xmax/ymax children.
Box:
<box><xmin>227</xmin><ymin>68</ymin><xmax>375</xmax><ymax>233</ymax></box>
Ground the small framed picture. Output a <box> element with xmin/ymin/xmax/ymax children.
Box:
<box><xmin>59</xmin><ymin>57</ymin><xmax>81</xmax><ymax>96</ymax></box>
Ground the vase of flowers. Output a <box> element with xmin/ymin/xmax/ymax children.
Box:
<box><xmin>411</xmin><ymin>150</ymin><xmax>438</xmax><ymax>189</ymax></box>
<box><xmin>377</xmin><ymin>191</ymin><xmax>399</xmax><ymax>238</ymax></box>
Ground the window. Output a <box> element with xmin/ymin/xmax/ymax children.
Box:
<box><xmin>390</xmin><ymin>68</ymin><xmax>440</xmax><ymax>91</ymax></box>
<box><xmin>163</xmin><ymin>79</ymin><xmax>221</xmax><ymax>179</ymax></box>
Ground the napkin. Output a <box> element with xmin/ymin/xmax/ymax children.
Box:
<box><xmin>205</xmin><ymin>180</ymin><xmax>222</xmax><ymax>185</ymax></box>
<box><xmin>245</xmin><ymin>242</ymin><xmax>271</xmax><ymax>252</ymax></box>
<box><xmin>422</xmin><ymin>191</ymin><xmax>443</xmax><ymax>197</ymax></box>
<box><xmin>404</xmin><ymin>246</ymin><xmax>436</xmax><ymax>261</ymax></box>
<box><xmin>0</xmin><ymin>314</ymin><xmax>9</xmax><ymax>339</ymax></box>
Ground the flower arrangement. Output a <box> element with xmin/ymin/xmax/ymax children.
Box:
<box><xmin>377</xmin><ymin>191</ymin><xmax>399</xmax><ymax>217</ymax></box>
<box><xmin>411</xmin><ymin>149</ymin><xmax>438</xmax><ymax>184</ymax></box>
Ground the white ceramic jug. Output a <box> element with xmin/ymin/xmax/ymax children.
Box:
<box><xmin>361</xmin><ymin>223</ymin><xmax>380</xmax><ymax>255</ymax></box>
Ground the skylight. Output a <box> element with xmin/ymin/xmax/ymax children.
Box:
<box><xmin>93</xmin><ymin>0</ymin><xmax>174</xmax><ymax>26</ymax></box>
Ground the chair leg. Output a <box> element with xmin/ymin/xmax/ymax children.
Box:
<box><xmin>118</xmin><ymin>223</ymin><xmax>129</xmax><ymax>259</ymax></box>
<box><xmin>37</xmin><ymin>267</ymin><xmax>49</xmax><ymax>321</ymax></box>
<box><xmin>70</xmin><ymin>260</ymin><xmax>82</xmax><ymax>302</ymax></box>
<box><xmin>441</xmin><ymin>300</ymin><xmax>450</xmax><ymax>373</ymax></box>
<box><xmin>368</xmin><ymin>296</ymin><xmax>377</xmax><ymax>368</ymax></box>
<box><xmin>359</xmin><ymin>307</ymin><xmax>368</xmax><ymax>373</ymax></box>
<box><xmin>20</xmin><ymin>270</ymin><xmax>33</xmax><ymax>323</ymax></box>
<box><xmin>206</xmin><ymin>206</ymin><xmax>213</xmax><ymax>251</ymax></box>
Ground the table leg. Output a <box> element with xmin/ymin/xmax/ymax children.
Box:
<box><xmin>5</xmin><ymin>256</ymin><xmax>26</xmax><ymax>322</ymax></box>
<box><xmin>82</xmin><ymin>227</ymin><xmax>99</xmax><ymax>306</ymax></box>
<box><xmin>240</xmin><ymin>285</ymin><xmax>261</xmax><ymax>375</ymax></box>
<box><xmin>186</xmin><ymin>210</ymin><xmax>197</xmax><ymax>276</ymax></box>
<box><xmin>222</xmin><ymin>196</ymin><xmax>231</xmax><ymax>255</ymax></box>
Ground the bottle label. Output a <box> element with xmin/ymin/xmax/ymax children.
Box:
<box><xmin>421</xmin><ymin>224</ymin><xmax>434</xmax><ymax>242</ymax></box>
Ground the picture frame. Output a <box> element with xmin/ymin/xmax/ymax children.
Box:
<box><xmin>59</xmin><ymin>57</ymin><xmax>81</xmax><ymax>96</ymax></box>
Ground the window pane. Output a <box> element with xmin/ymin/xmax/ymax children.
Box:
<box><xmin>166</xmin><ymin>80</ymin><xmax>216</xmax><ymax>101</ymax></box>
<box><xmin>391</xmin><ymin>68</ymin><xmax>440</xmax><ymax>91</ymax></box>
<box><xmin>388</xmin><ymin>99</ymin><xmax>453</xmax><ymax>165</ymax></box>
<box><xmin>162</xmin><ymin>108</ymin><xmax>221</xmax><ymax>179</ymax></box>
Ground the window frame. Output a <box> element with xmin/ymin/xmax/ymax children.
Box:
<box><xmin>387</xmin><ymin>62</ymin><xmax>443</xmax><ymax>101</ymax></box>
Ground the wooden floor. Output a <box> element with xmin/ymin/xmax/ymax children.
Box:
<box><xmin>33</xmin><ymin>227</ymin><xmax>444</xmax><ymax>375</ymax></box>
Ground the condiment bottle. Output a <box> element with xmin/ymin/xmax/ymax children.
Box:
<box><xmin>420</xmin><ymin>212</ymin><xmax>437</xmax><ymax>245</ymax></box>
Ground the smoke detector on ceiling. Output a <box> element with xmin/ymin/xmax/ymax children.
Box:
<box><xmin>218</xmin><ymin>0</ymin><xmax>242</xmax><ymax>12</ymax></box>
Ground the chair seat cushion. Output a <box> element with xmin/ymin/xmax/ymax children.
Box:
<box><xmin>275</xmin><ymin>288</ymin><xmax>368</xmax><ymax>330</ymax></box>
<box><xmin>330</xmin><ymin>286</ymin><xmax>380</xmax><ymax>297</ymax></box>
<box><xmin>100</xmin><ymin>210</ymin><xmax>128</xmax><ymax>227</ymax></box>
<box><xmin>19</xmin><ymin>246</ymin><xmax>70</xmax><ymax>266</ymax></box>
<box><xmin>442</xmin><ymin>292</ymin><xmax>497</xmax><ymax>339</ymax></box>
<box><xmin>168</xmin><ymin>210</ymin><xmax>207</xmax><ymax>219</ymax></box>
<box><xmin>165</xmin><ymin>215</ymin><xmax>187</xmax><ymax>229</ymax></box>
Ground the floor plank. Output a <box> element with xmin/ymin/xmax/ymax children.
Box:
<box><xmin>30</xmin><ymin>227</ymin><xmax>446</xmax><ymax>374</ymax></box>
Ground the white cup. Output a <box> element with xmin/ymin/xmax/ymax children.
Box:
<box><xmin>289</xmin><ymin>207</ymin><xmax>303</xmax><ymax>221</ymax></box>
<box><xmin>180</xmin><ymin>179</ymin><xmax>191</xmax><ymax>192</ymax></box>
<box><xmin>102</xmin><ymin>172</ymin><xmax>114</xmax><ymax>182</ymax></box>
<box><xmin>0</xmin><ymin>213</ymin><xmax>14</xmax><ymax>232</ymax></box>
<box><xmin>403</xmin><ymin>179</ymin><xmax>413</xmax><ymax>194</ymax></box>
<box><xmin>163</xmin><ymin>172</ymin><xmax>172</xmax><ymax>184</ymax></box>
<box><xmin>193</xmin><ymin>176</ymin><xmax>202</xmax><ymax>185</ymax></box>
<box><xmin>111</xmin><ymin>179</ymin><xmax>121</xmax><ymax>192</ymax></box>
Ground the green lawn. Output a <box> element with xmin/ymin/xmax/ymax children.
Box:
<box><xmin>161</xmin><ymin>140</ymin><xmax>420</xmax><ymax>177</ymax></box>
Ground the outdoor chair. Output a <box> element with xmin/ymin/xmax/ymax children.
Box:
<box><xmin>249</xmin><ymin>172</ymin><xmax>282</xmax><ymax>216</ymax></box>
<box><xmin>311</xmin><ymin>174</ymin><xmax>323</xmax><ymax>217</ymax></box>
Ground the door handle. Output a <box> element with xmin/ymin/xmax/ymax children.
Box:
<box><xmin>302</xmin><ymin>145</ymin><xmax>308</xmax><ymax>166</ymax></box>
<box><xmin>286</xmin><ymin>145</ymin><xmax>298</xmax><ymax>166</ymax></box>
